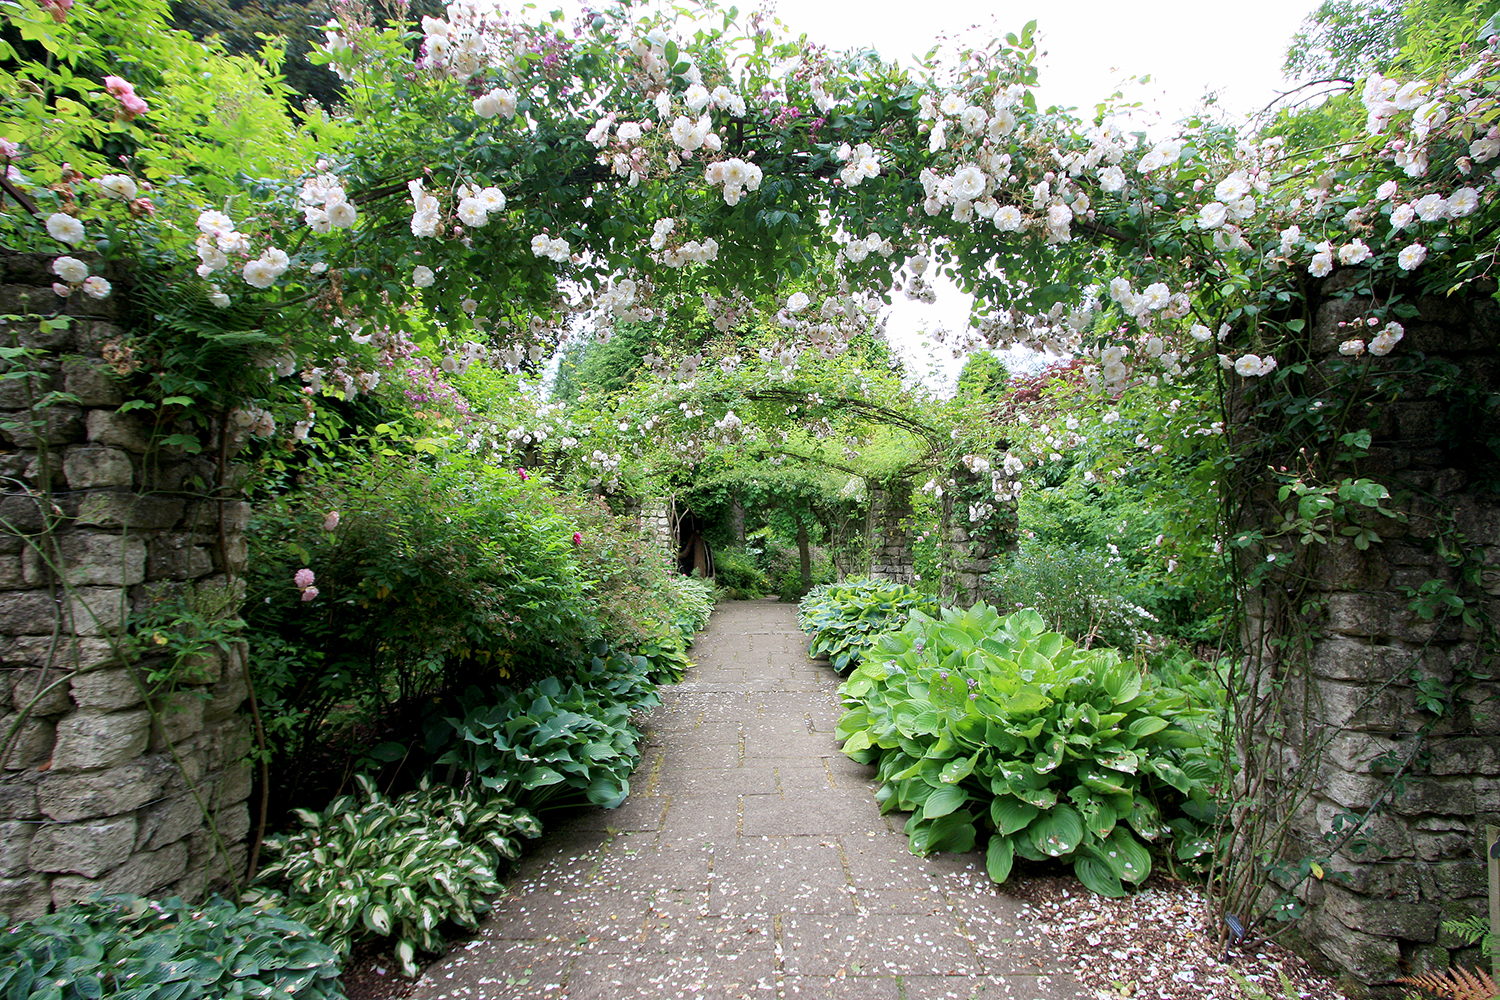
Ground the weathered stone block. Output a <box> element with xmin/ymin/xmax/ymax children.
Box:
<box><xmin>214</xmin><ymin>760</ymin><xmax>253</xmax><ymax>809</ymax></box>
<box><xmin>199</xmin><ymin>717</ymin><xmax>252</xmax><ymax>772</ymax></box>
<box><xmin>63</xmin><ymin>445</ymin><xmax>133</xmax><ymax>489</ymax></box>
<box><xmin>0</xmin><ymin>716</ymin><xmax>54</xmax><ymax>770</ymax></box>
<box><xmin>1305</xmin><ymin>904</ymin><xmax>1402</xmax><ymax>983</ymax></box>
<box><xmin>85</xmin><ymin>409</ymin><xmax>152</xmax><ymax>452</ymax></box>
<box><xmin>28</xmin><ymin>815</ymin><xmax>134</xmax><ymax>877</ymax></box>
<box><xmin>215</xmin><ymin>801</ymin><xmax>250</xmax><ymax>844</ymax></box>
<box><xmin>5</xmin><ymin>634</ymin><xmax>119</xmax><ymax>672</ymax></box>
<box><xmin>1390</xmin><ymin>778</ymin><xmax>1476</xmax><ymax>817</ymax></box>
<box><xmin>74</xmin><ymin>492</ymin><xmax>186</xmax><ymax>530</ymax></box>
<box><xmin>50</xmin><ymin>708</ymin><xmax>149</xmax><ymax>770</ymax></box>
<box><xmin>61</xmin><ymin>358</ymin><xmax>123</xmax><ymax>407</ymax></box>
<box><xmin>70</xmin><ymin>666</ymin><xmax>144</xmax><ymax>710</ymax></box>
<box><xmin>1429</xmin><ymin>736</ymin><xmax>1500</xmax><ymax>776</ymax></box>
<box><xmin>0</xmin><ymin>555</ymin><xmax>24</xmax><ymax>590</ymax></box>
<box><xmin>5</xmin><ymin>406</ymin><xmax>84</xmax><ymax>448</ymax></box>
<box><xmin>50</xmin><ymin>840</ymin><xmax>188</xmax><ymax>908</ymax></box>
<box><xmin>1431</xmin><ymin>860</ymin><xmax>1489</xmax><ymax>899</ymax></box>
<box><xmin>1323</xmin><ymin>883</ymin><xmax>1440</xmax><ymax>942</ymax></box>
<box><xmin>33</xmin><ymin>532</ymin><xmax>146</xmax><ymax>588</ymax></box>
<box><xmin>146</xmin><ymin>537</ymin><xmax>214</xmax><ymax>582</ymax></box>
<box><xmin>0</xmin><ymin>772</ymin><xmax>39</xmax><ymax>819</ymax></box>
<box><xmin>0</xmin><ymin>820</ymin><xmax>36</xmax><ymax>876</ymax></box>
<box><xmin>0</xmin><ymin>874</ymin><xmax>51</xmax><ymax>920</ymax></box>
<box><xmin>63</xmin><ymin>586</ymin><xmax>127</xmax><ymax>636</ymax></box>
<box><xmin>0</xmin><ymin>591</ymin><xmax>59</xmax><ymax>634</ymax></box>
<box><xmin>139</xmin><ymin>794</ymin><xmax>203</xmax><ymax>851</ymax></box>
<box><xmin>38</xmin><ymin>758</ymin><xmax>169</xmax><ymax>822</ymax></box>
<box><xmin>8</xmin><ymin>667</ymin><xmax>73</xmax><ymax>716</ymax></box>
<box><xmin>151</xmin><ymin>689</ymin><xmax>204</xmax><ymax>746</ymax></box>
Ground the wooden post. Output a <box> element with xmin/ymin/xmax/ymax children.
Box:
<box><xmin>1488</xmin><ymin>825</ymin><xmax>1498</xmax><ymax>982</ymax></box>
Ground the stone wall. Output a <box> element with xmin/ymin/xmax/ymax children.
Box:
<box><xmin>0</xmin><ymin>252</ymin><xmax>252</xmax><ymax>918</ymax></box>
<box><xmin>1241</xmin><ymin>271</ymin><xmax>1500</xmax><ymax>987</ymax></box>
<box><xmin>865</xmin><ymin>482</ymin><xmax>916</xmax><ymax>585</ymax></box>
<box><xmin>865</xmin><ymin>474</ymin><xmax>1015</xmax><ymax>606</ymax></box>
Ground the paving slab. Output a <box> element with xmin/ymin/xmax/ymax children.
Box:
<box><xmin>415</xmin><ymin>600</ymin><xmax>1088</xmax><ymax>1000</ymax></box>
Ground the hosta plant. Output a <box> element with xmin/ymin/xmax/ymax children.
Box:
<box><xmin>836</xmin><ymin>604</ymin><xmax>1220</xmax><ymax>897</ymax></box>
<box><xmin>439</xmin><ymin>647</ymin><xmax>661</xmax><ymax>813</ymax></box>
<box><xmin>799</xmin><ymin>578</ymin><xmax>940</xmax><ymax>674</ymax></box>
<box><xmin>0</xmin><ymin>893</ymin><xmax>342</xmax><ymax>1000</ymax></box>
<box><xmin>249</xmin><ymin>776</ymin><xmax>540</xmax><ymax>976</ymax></box>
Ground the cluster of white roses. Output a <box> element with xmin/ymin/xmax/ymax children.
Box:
<box><xmin>49</xmin><ymin>255</ymin><xmax>110</xmax><ymax>299</ymax></box>
<box><xmin>832</xmin><ymin>142</ymin><xmax>882</xmax><ymax>187</ymax></box>
<box><xmin>419</xmin><ymin>2</ymin><xmax>491</xmax><ymax>81</ymax></box>
<box><xmin>190</xmin><ymin>209</ymin><xmax>290</xmax><ymax>291</ymax></box>
<box><xmin>704</xmin><ymin>157</ymin><xmax>762</xmax><ymax>205</ymax></box>
<box><xmin>1338</xmin><ymin>320</ymin><xmax>1406</xmax><ymax>358</ymax></box>
<box><xmin>528</xmin><ymin>233</ymin><xmax>570</xmax><ymax>263</ymax></box>
<box><xmin>299</xmin><ymin>172</ymin><xmax>357</xmax><ymax>233</ymax></box>
<box><xmin>659</xmin><ymin>237</ymin><xmax>719</xmax><ymax>268</ymax></box>
<box><xmin>472</xmin><ymin>86</ymin><xmax>518</xmax><ymax>120</ymax></box>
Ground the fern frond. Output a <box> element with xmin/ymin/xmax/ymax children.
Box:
<box><xmin>1396</xmin><ymin>965</ymin><xmax>1499</xmax><ymax>1000</ymax></box>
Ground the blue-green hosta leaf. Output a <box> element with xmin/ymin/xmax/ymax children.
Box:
<box><xmin>939</xmin><ymin>753</ymin><xmax>978</xmax><ymax>785</ymax></box>
<box><xmin>1127</xmin><ymin>716</ymin><xmax>1169</xmax><ymax>737</ymax></box>
<box><xmin>1073</xmin><ymin>792</ymin><xmax>1118</xmax><ymax>840</ymax></box>
<box><xmin>1073</xmin><ymin>852</ymin><xmax>1126</xmax><ymax>897</ymax></box>
<box><xmin>1079</xmin><ymin>769</ymin><xmax>1131</xmax><ymax>796</ymax></box>
<box><xmin>1147</xmin><ymin>759</ymin><xmax>1192</xmax><ymax>793</ymax></box>
<box><xmin>1027</xmin><ymin>803</ymin><xmax>1085</xmax><ymax>859</ymax></box>
<box><xmin>1126</xmin><ymin>797</ymin><xmax>1167</xmax><ymax>842</ymax></box>
<box><xmin>907</xmin><ymin>809</ymin><xmax>978</xmax><ymax>855</ymax></box>
<box><xmin>1033</xmin><ymin>736</ymin><xmax>1065</xmax><ymax>774</ymax></box>
<box><xmin>841</xmin><ymin>730</ymin><xmax>873</xmax><ymax>754</ymax></box>
<box><xmin>520</xmin><ymin>765</ymin><xmax>565</xmax><ymax>789</ymax></box>
<box><xmin>990</xmin><ymin>796</ymin><xmax>1039</xmax><ymax>835</ymax></box>
<box><xmin>985</xmin><ymin>834</ymin><xmax>1015</xmax><ymax>884</ymax></box>
<box><xmin>1098</xmin><ymin>749</ymin><xmax>1140</xmax><ymax>775</ymax></box>
<box><xmin>921</xmin><ymin>783</ymin><xmax>969</xmax><ymax>819</ymax></box>
<box><xmin>1099</xmin><ymin>826</ymin><xmax>1152</xmax><ymax>883</ymax></box>
<box><xmin>1003</xmin><ymin>686</ymin><xmax>1050</xmax><ymax>717</ymax></box>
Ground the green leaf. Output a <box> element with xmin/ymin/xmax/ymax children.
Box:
<box><xmin>921</xmin><ymin>783</ymin><xmax>968</xmax><ymax>819</ymax></box>
<box><xmin>1074</xmin><ymin>853</ymin><xmax>1126</xmax><ymax>897</ymax></box>
<box><xmin>1127</xmin><ymin>716</ymin><xmax>1168</xmax><ymax>738</ymax></box>
<box><xmin>985</xmin><ymin>834</ymin><xmax>1015</xmax><ymax>884</ymax></box>
<box><xmin>990</xmin><ymin>796</ymin><xmax>1039</xmax><ymax>835</ymax></box>
<box><xmin>1027</xmin><ymin>804</ymin><xmax>1085</xmax><ymax>859</ymax></box>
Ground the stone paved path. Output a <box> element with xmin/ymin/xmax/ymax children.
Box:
<box><xmin>413</xmin><ymin>600</ymin><xmax>1084</xmax><ymax>1000</ymax></box>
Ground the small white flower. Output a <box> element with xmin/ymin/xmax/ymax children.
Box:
<box><xmin>412</xmin><ymin>265</ymin><xmax>435</xmax><ymax>287</ymax></box>
<box><xmin>1338</xmin><ymin>339</ymin><xmax>1366</xmax><ymax>356</ymax></box>
<box><xmin>81</xmin><ymin>275</ymin><xmax>111</xmax><ymax>299</ymax></box>
<box><xmin>97</xmin><ymin>174</ymin><xmax>138</xmax><ymax>201</ymax></box>
<box><xmin>327</xmin><ymin>201</ymin><xmax>357</xmax><ymax>228</ymax></box>
<box><xmin>51</xmin><ymin>256</ymin><xmax>89</xmax><ymax>283</ymax></box>
<box><xmin>242</xmin><ymin>258</ymin><xmax>278</xmax><ymax>289</ymax></box>
<box><xmin>786</xmin><ymin>292</ymin><xmax>810</xmax><ymax>313</ymax></box>
<box><xmin>1397</xmin><ymin>243</ymin><xmax>1427</xmax><ymax>271</ymax></box>
<box><xmin>1447</xmin><ymin>187</ymin><xmax>1480</xmax><ymax>217</ymax></box>
<box><xmin>46</xmin><ymin>213</ymin><xmax>84</xmax><ymax>245</ymax></box>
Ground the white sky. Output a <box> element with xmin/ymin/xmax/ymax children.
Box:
<box><xmin>769</xmin><ymin>0</ymin><xmax>1322</xmax><ymax>390</ymax></box>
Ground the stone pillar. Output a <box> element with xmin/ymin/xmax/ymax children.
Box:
<box><xmin>0</xmin><ymin>252</ymin><xmax>252</xmax><ymax>917</ymax></box>
<box><xmin>866</xmin><ymin>481</ymin><xmax>916</xmax><ymax>585</ymax></box>
<box><xmin>1236</xmin><ymin>272</ymin><xmax>1500</xmax><ymax>985</ymax></box>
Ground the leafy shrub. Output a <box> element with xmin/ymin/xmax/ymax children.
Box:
<box><xmin>798</xmin><ymin>578</ymin><xmax>939</xmax><ymax>673</ymax></box>
<box><xmin>987</xmin><ymin>540</ymin><xmax>1159</xmax><ymax>651</ymax></box>
<box><xmin>0</xmin><ymin>893</ymin><xmax>342</xmax><ymax>1000</ymax></box>
<box><xmin>713</xmin><ymin>547</ymin><xmax>771</xmax><ymax>598</ymax></box>
<box><xmin>661</xmin><ymin>573</ymin><xmax>715</xmax><ymax>640</ymax></box>
<box><xmin>836</xmin><ymin>605</ymin><xmax>1221</xmax><ymax>897</ymax></box>
<box><xmin>250</xmin><ymin>776</ymin><xmax>539</xmax><ymax>977</ymax></box>
<box><xmin>245</xmin><ymin>456</ymin><xmax>590</xmax><ymax>806</ymax></box>
<box><xmin>436</xmin><ymin>648</ymin><xmax>661</xmax><ymax>814</ymax></box>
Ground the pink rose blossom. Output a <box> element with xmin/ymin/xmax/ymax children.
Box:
<box><xmin>300</xmin><ymin>586</ymin><xmax>319</xmax><ymax>602</ymax></box>
<box><xmin>573</xmin><ymin>532</ymin><xmax>583</xmax><ymax>546</ymax></box>
<box><xmin>323</xmin><ymin>511</ymin><xmax>341</xmax><ymax>531</ymax></box>
<box><xmin>294</xmin><ymin>568</ymin><xmax>315</xmax><ymax>589</ymax></box>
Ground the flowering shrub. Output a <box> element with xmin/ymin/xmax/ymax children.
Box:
<box><xmin>836</xmin><ymin>605</ymin><xmax>1220</xmax><ymax>896</ymax></box>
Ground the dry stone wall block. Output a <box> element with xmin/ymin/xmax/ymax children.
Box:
<box><xmin>38</xmin><ymin>758</ymin><xmax>169</xmax><ymax>822</ymax></box>
<box><xmin>28</xmin><ymin>815</ymin><xmax>135</xmax><ymax>877</ymax></box>
<box><xmin>50</xmin><ymin>708</ymin><xmax>150</xmax><ymax>770</ymax></box>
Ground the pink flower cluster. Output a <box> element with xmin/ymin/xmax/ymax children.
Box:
<box><xmin>294</xmin><ymin>568</ymin><xmax>319</xmax><ymax>602</ymax></box>
<box><xmin>103</xmin><ymin>76</ymin><xmax>148</xmax><ymax>120</ymax></box>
